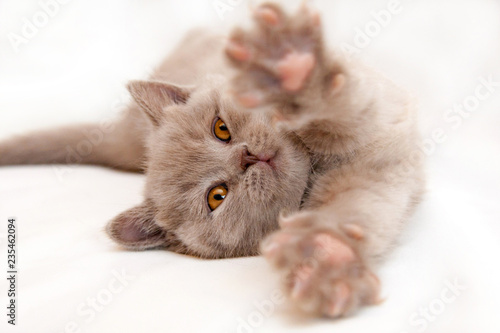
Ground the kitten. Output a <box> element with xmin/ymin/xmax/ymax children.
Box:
<box><xmin>0</xmin><ymin>3</ymin><xmax>425</xmax><ymax>317</ymax></box>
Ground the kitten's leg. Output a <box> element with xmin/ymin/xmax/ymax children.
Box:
<box><xmin>226</xmin><ymin>2</ymin><xmax>405</xmax><ymax>156</ymax></box>
<box><xmin>0</xmin><ymin>106</ymin><xmax>146</xmax><ymax>171</ymax></box>
<box><xmin>261</xmin><ymin>162</ymin><xmax>423</xmax><ymax>317</ymax></box>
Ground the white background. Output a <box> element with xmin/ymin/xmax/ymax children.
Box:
<box><xmin>0</xmin><ymin>0</ymin><xmax>499</xmax><ymax>332</ymax></box>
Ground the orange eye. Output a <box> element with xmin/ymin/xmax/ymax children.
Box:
<box><xmin>213</xmin><ymin>118</ymin><xmax>231</xmax><ymax>142</ymax></box>
<box><xmin>207</xmin><ymin>185</ymin><xmax>228</xmax><ymax>211</ymax></box>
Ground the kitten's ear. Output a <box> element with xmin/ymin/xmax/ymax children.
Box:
<box><xmin>106</xmin><ymin>200</ymin><xmax>165</xmax><ymax>250</ymax></box>
<box><xmin>127</xmin><ymin>80</ymin><xmax>192</xmax><ymax>126</ymax></box>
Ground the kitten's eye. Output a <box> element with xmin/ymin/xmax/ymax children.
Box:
<box><xmin>207</xmin><ymin>184</ymin><xmax>228</xmax><ymax>211</ymax></box>
<box><xmin>213</xmin><ymin>118</ymin><xmax>231</xmax><ymax>142</ymax></box>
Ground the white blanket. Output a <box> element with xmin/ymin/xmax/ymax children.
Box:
<box><xmin>1</xmin><ymin>0</ymin><xmax>499</xmax><ymax>332</ymax></box>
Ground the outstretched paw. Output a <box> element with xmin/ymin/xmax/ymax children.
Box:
<box><xmin>226</xmin><ymin>3</ymin><xmax>344</xmax><ymax>110</ymax></box>
<box><xmin>261</xmin><ymin>212</ymin><xmax>380</xmax><ymax>317</ymax></box>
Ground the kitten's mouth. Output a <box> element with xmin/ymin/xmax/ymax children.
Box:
<box><xmin>254</xmin><ymin>151</ymin><xmax>280</xmax><ymax>172</ymax></box>
<box><xmin>241</xmin><ymin>149</ymin><xmax>279</xmax><ymax>171</ymax></box>
<box><xmin>254</xmin><ymin>159</ymin><xmax>276</xmax><ymax>170</ymax></box>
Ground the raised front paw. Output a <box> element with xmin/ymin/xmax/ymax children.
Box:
<box><xmin>261</xmin><ymin>212</ymin><xmax>380</xmax><ymax>318</ymax></box>
<box><xmin>225</xmin><ymin>3</ymin><xmax>345</xmax><ymax>110</ymax></box>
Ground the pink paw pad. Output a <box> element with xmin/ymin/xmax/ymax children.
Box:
<box><xmin>277</xmin><ymin>51</ymin><xmax>316</xmax><ymax>92</ymax></box>
<box><xmin>313</xmin><ymin>233</ymin><xmax>355</xmax><ymax>265</ymax></box>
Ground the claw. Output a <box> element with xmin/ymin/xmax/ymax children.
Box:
<box><xmin>331</xmin><ymin>73</ymin><xmax>346</xmax><ymax>95</ymax></box>
<box><xmin>261</xmin><ymin>239</ymin><xmax>280</xmax><ymax>258</ymax></box>
<box><xmin>324</xmin><ymin>282</ymin><xmax>350</xmax><ymax>317</ymax></box>
<box><xmin>363</xmin><ymin>272</ymin><xmax>382</xmax><ymax>304</ymax></box>
<box><xmin>311</xmin><ymin>10</ymin><xmax>321</xmax><ymax>26</ymax></box>
<box><xmin>290</xmin><ymin>264</ymin><xmax>315</xmax><ymax>300</ymax></box>
<box><xmin>226</xmin><ymin>41</ymin><xmax>251</xmax><ymax>62</ymax></box>
<box><xmin>278</xmin><ymin>212</ymin><xmax>296</xmax><ymax>227</ymax></box>
<box><xmin>278</xmin><ymin>211</ymin><xmax>316</xmax><ymax>228</ymax></box>
<box><xmin>341</xmin><ymin>223</ymin><xmax>364</xmax><ymax>240</ymax></box>
<box><xmin>299</xmin><ymin>0</ymin><xmax>321</xmax><ymax>26</ymax></box>
<box><xmin>255</xmin><ymin>7</ymin><xmax>280</xmax><ymax>26</ymax></box>
<box><xmin>261</xmin><ymin>232</ymin><xmax>293</xmax><ymax>259</ymax></box>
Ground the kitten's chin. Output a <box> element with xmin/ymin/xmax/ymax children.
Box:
<box><xmin>168</xmin><ymin>237</ymin><xmax>260</xmax><ymax>259</ymax></box>
<box><xmin>253</xmin><ymin>160</ymin><xmax>275</xmax><ymax>171</ymax></box>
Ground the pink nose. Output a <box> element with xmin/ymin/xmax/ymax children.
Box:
<box><xmin>240</xmin><ymin>148</ymin><xmax>274</xmax><ymax>170</ymax></box>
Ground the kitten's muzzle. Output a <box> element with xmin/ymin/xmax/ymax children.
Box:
<box><xmin>240</xmin><ymin>148</ymin><xmax>275</xmax><ymax>170</ymax></box>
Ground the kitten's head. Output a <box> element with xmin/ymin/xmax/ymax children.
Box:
<box><xmin>106</xmin><ymin>77</ymin><xmax>310</xmax><ymax>258</ymax></box>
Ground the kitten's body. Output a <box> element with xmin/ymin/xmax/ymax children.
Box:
<box><xmin>0</xmin><ymin>4</ymin><xmax>424</xmax><ymax>318</ymax></box>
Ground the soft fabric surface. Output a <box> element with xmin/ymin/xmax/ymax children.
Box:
<box><xmin>1</xmin><ymin>0</ymin><xmax>499</xmax><ymax>332</ymax></box>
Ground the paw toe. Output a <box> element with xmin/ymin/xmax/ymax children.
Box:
<box><xmin>324</xmin><ymin>282</ymin><xmax>351</xmax><ymax>317</ymax></box>
<box><xmin>290</xmin><ymin>264</ymin><xmax>315</xmax><ymax>300</ymax></box>
<box><xmin>313</xmin><ymin>233</ymin><xmax>355</xmax><ymax>265</ymax></box>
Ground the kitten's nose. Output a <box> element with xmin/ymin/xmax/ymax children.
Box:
<box><xmin>240</xmin><ymin>148</ymin><xmax>274</xmax><ymax>170</ymax></box>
